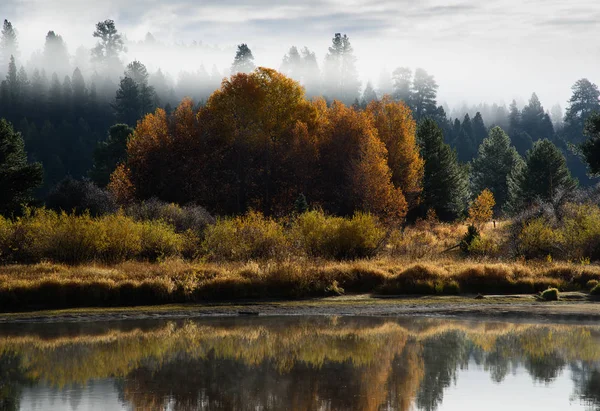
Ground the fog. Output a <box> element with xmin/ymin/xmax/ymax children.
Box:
<box><xmin>2</xmin><ymin>0</ymin><xmax>599</xmax><ymax>110</ymax></box>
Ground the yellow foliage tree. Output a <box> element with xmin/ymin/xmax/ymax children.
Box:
<box><xmin>468</xmin><ymin>189</ymin><xmax>496</xmax><ymax>229</ymax></box>
<box><xmin>367</xmin><ymin>97</ymin><xmax>424</xmax><ymax>208</ymax></box>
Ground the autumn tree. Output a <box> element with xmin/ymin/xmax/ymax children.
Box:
<box><xmin>366</xmin><ymin>97</ymin><xmax>424</xmax><ymax>208</ymax></box>
<box><xmin>468</xmin><ymin>189</ymin><xmax>495</xmax><ymax>229</ymax></box>
<box><xmin>318</xmin><ymin>102</ymin><xmax>407</xmax><ymax>222</ymax></box>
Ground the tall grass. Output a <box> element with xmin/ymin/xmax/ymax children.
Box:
<box><xmin>1</xmin><ymin>259</ymin><xmax>599</xmax><ymax>310</ymax></box>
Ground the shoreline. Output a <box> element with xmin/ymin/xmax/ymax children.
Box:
<box><xmin>1</xmin><ymin>294</ymin><xmax>599</xmax><ymax>325</ymax></box>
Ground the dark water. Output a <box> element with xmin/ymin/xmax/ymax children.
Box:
<box><xmin>0</xmin><ymin>316</ymin><xmax>599</xmax><ymax>411</ymax></box>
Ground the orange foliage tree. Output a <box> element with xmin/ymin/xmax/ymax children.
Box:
<box><xmin>367</xmin><ymin>97</ymin><xmax>424</xmax><ymax>208</ymax></box>
<box><xmin>113</xmin><ymin>68</ymin><xmax>419</xmax><ymax>223</ymax></box>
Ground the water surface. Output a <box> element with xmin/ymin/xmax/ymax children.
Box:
<box><xmin>1</xmin><ymin>316</ymin><xmax>599</xmax><ymax>410</ymax></box>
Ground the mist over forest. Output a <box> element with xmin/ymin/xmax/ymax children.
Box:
<box><xmin>0</xmin><ymin>12</ymin><xmax>599</xmax><ymax>215</ymax></box>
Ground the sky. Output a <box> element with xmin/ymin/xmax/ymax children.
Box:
<box><xmin>1</xmin><ymin>0</ymin><xmax>599</xmax><ymax>108</ymax></box>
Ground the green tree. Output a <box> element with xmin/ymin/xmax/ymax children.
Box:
<box><xmin>360</xmin><ymin>81</ymin><xmax>377</xmax><ymax>108</ymax></box>
<box><xmin>507</xmin><ymin>139</ymin><xmax>576</xmax><ymax>212</ymax></box>
<box><xmin>580</xmin><ymin>113</ymin><xmax>600</xmax><ymax>177</ymax></box>
<box><xmin>411</xmin><ymin>68</ymin><xmax>438</xmax><ymax>121</ymax></box>
<box><xmin>91</xmin><ymin>20</ymin><xmax>125</xmax><ymax>75</ymax></box>
<box><xmin>231</xmin><ymin>44</ymin><xmax>255</xmax><ymax>74</ymax></box>
<box><xmin>90</xmin><ymin>124</ymin><xmax>134</xmax><ymax>187</ymax></box>
<box><xmin>471</xmin><ymin>126</ymin><xmax>523</xmax><ymax>211</ymax></box>
<box><xmin>391</xmin><ymin>67</ymin><xmax>412</xmax><ymax>103</ymax></box>
<box><xmin>323</xmin><ymin>33</ymin><xmax>360</xmax><ymax>104</ymax></box>
<box><xmin>472</xmin><ymin>112</ymin><xmax>487</xmax><ymax>148</ymax></box>
<box><xmin>564</xmin><ymin>79</ymin><xmax>600</xmax><ymax>144</ymax></box>
<box><xmin>0</xmin><ymin>119</ymin><xmax>43</xmax><ymax>215</ymax></box>
<box><xmin>455</xmin><ymin>113</ymin><xmax>475</xmax><ymax>162</ymax></box>
<box><xmin>0</xmin><ymin>19</ymin><xmax>18</xmax><ymax>72</ymax></box>
<box><xmin>113</xmin><ymin>76</ymin><xmax>140</xmax><ymax>126</ymax></box>
<box><xmin>521</xmin><ymin>93</ymin><xmax>554</xmax><ymax>142</ymax></box>
<box><xmin>418</xmin><ymin>118</ymin><xmax>468</xmax><ymax>220</ymax></box>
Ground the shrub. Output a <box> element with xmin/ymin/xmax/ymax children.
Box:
<box><xmin>586</xmin><ymin>279</ymin><xmax>599</xmax><ymax>290</ymax></box>
<box><xmin>203</xmin><ymin>211</ymin><xmax>288</xmax><ymax>261</ymax></box>
<box><xmin>590</xmin><ymin>284</ymin><xmax>600</xmax><ymax>296</ymax></box>
<box><xmin>291</xmin><ymin>210</ymin><xmax>385</xmax><ymax>260</ymax></box>
<box><xmin>517</xmin><ymin>217</ymin><xmax>563</xmax><ymax>259</ymax></box>
<box><xmin>560</xmin><ymin>203</ymin><xmax>600</xmax><ymax>261</ymax></box>
<box><xmin>100</xmin><ymin>213</ymin><xmax>143</xmax><ymax>263</ymax></box>
<box><xmin>126</xmin><ymin>198</ymin><xmax>215</xmax><ymax>235</ymax></box>
<box><xmin>467</xmin><ymin>235</ymin><xmax>499</xmax><ymax>257</ymax></box>
<box><xmin>139</xmin><ymin>220</ymin><xmax>183</xmax><ymax>261</ymax></box>
<box><xmin>460</xmin><ymin>225</ymin><xmax>480</xmax><ymax>254</ymax></box>
<box><xmin>46</xmin><ymin>177</ymin><xmax>117</xmax><ymax>216</ymax></box>
<box><xmin>540</xmin><ymin>287</ymin><xmax>559</xmax><ymax>301</ymax></box>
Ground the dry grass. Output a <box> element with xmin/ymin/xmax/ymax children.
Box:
<box><xmin>1</xmin><ymin>257</ymin><xmax>599</xmax><ymax>311</ymax></box>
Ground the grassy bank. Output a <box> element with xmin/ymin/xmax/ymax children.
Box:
<box><xmin>1</xmin><ymin>258</ymin><xmax>600</xmax><ymax>311</ymax></box>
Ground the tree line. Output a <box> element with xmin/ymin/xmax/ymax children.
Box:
<box><xmin>0</xmin><ymin>17</ymin><xmax>599</xmax><ymax>219</ymax></box>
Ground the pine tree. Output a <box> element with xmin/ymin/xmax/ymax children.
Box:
<box><xmin>564</xmin><ymin>79</ymin><xmax>600</xmax><ymax>144</ymax></box>
<box><xmin>418</xmin><ymin>118</ymin><xmax>468</xmax><ymax>220</ymax></box>
<box><xmin>0</xmin><ymin>20</ymin><xmax>18</xmax><ymax>74</ymax></box>
<box><xmin>0</xmin><ymin>119</ymin><xmax>43</xmax><ymax>215</ymax></box>
<box><xmin>231</xmin><ymin>44</ymin><xmax>255</xmax><ymax>74</ymax></box>
<box><xmin>90</xmin><ymin>123</ymin><xmax>134</xmax><ymax>187</ymax></box>
<box><xmin>113</xmin><ymin>76</ymin><xmax>140</xmax><ymax>126</ymax></box>
<box><xmin>455</xmin><ymin>113</ymin><xmax>475</xmax><ymax>162</ymax></box>
<box><xmin>91</xmin><ymin>20</ymin><xmax>124</xmax><ymax>76</ymax></box>
<box><xmin>281</xmin><ymin>46</ymin><xmax>302</xmax><ymax>79</ymax></box>
<box><xmin>323</xmin><ymin>33</ymin><xmax>360</xmax><ymax>104</ymax></box>
<box><xmin>294</xmin><ymin>193</ymin><xmax>309</xmax><ymax>214</ymax></box>
<box><xmin>360</xmin><ymin>81</ymin><xmax>377</xmax><ymax>108</ymax></box>
<box><xmin>43</xmin><ymin>31</ymin><xmax>70</xmax><ymax>77</ymax></box>
<box><xmin>411</xmin><ymin>68</ymin><xmax>438</xmax><ymax>121</ymax></box>
<box><xmin>471</xmin><ymin>126</ymin><xmax>523</xmax><ymax>211</ymax></box>
<box><xmin>391</xmin><ymin>67</ymin><xmax>412</xmax><ymax>103</ymax></box>
<box><xmin>471</xmin><ymin>112</ymin><xmax>487</xmax><ymax>148</ymax></box>
<box><xmin>507</xmin><ymin>139</ymin><xmax>577</xmax><ymax>212</ymax></box>
<box><xmin>580</xmin><ymin>113</ymin><xmax>600</xmax><ymax>177</ymax></box>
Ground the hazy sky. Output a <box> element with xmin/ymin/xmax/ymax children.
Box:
<box><xmin>2</xmin><ymin>0</ymin><xmax>599</xmax><ymax>108</ymax></box>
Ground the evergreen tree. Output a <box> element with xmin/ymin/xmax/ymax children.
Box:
<box><xmin>455</xmin><ymin>113</ymin><xmax>475</xmax><ymax>162</ymax></box>
<box><xmin>231</xmin><ymin>44</ymin><xmax>255</xmax><ymax>74</ymax></box>
<box><xmin>0</xmin><ymin>20</ymin><xmax>18</xmax><ymax>74</ymax></box>
<box><xmin>580</xmin><ymin>113</ymin><xmax>600</xmax><ymax>177</ymax></box>
<box><xmin>411</xmin><ymin>68</ymin><xmax>438</xmax><ymax>121</ymax></box>
<box><xmin>471</xmin><ymin>112</ymin><xmax>487</xmax><ymax>148</ymax></box>
<box><xmin>392</xmin><ymin>67</ymin><xmax>412</xmax><ymax>103</ymax></box>
<box><xmin>564</xmin><ymin>79</ymin><xmax>600</xmax><ymax>144</ymax></box>
<box><xmin>521</xmin><ymin>93</ymin><xmax>554</xmax><ymax>141</ymax></box>
<box><xmin>471</xmin><ymin>127</ymin><xmax>524</xmax><ymax>211</ymax></box>
<box><xmin>360</xmin><ymin>81</ymin><xmax>377</xmax><ymax>108</ymax></box>
<box><xmin>294</xmin><ymin>193</ymin><xmax>309</xmax><ymax>214</ymax></box>
<box><xmin>71</xmin><ymin>67</ymin><xmax>87</xmax><ymax>117</ymax></box>
<box><xmin>91</xmin><ymin>20</ymin><xmax>124</xmax><ymax>76</ymax></box>
<box><xmin>322</xmin><ymin>33</ymin><xmax>360</xmax><ymax>104</ymax></box>
<box><xmin>376</xmin><ymin>69</ymin><xmax>393</xmax><ymax>98</ymax></box>
<box><xmin>124</xmin><ymin>60</ymin><xmax>156</xmax><ymax>113</ymax></box>
<box><xmin>90</xmin><ymin>123</ymin><xmax>134</xmax><ymax>187</ymax></box>
<box><xmin>281</xmin><ymin>46</ymin><xmax>302</xmax><ymax>79</ymax></box>
<box><xmin>43</xmin><ymin>31</ymin><xmax>70</xmax><ymax>77</ymax></box>
<box><xmin>113</xmin><ymin>76</ymin><xmax>140</xmax><ymax>126</ymax></box>
<box><xmin>418</xmin><ymin>118</ymin><xmax>468</xmax><ymax>220</ymax></box>
<box><xmin>300</xmin><ymin>47</ymin><xmax>320</xmax><ymax>97</ymax></box>
<box><xmin>507</xmin><ymin>139</ymin><xmax>577</xmax><ymax>212</ymax></box>
<box><xmin>0</xmin><ymin>119</ymin><xmax>43</xmax><ymax>215</ymax></box>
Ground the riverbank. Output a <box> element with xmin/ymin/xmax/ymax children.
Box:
<box><xmin>1</xmin><ymin>291</ymin><xmax>600</xmax><ymax>324</ymax></box>
<box><xmin>0</xmin><ymin>258</ymin><xmax>599</xmax><ymax>311</ymax></box>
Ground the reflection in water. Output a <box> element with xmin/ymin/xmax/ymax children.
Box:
<box><xmin>0</xmin><ymin>316</ymin><xmax>599</xmax><ymax>410</ymax></box>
